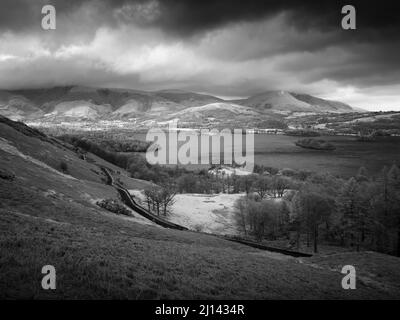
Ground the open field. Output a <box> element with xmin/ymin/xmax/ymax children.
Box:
<box><xmin>130</xmin><ymin>190</ymin><xmax>242</xmax><ymax>235</ymax></box>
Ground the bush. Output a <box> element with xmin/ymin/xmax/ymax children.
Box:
<box><xmin>0</xmin><ymin>168</ymin><xmax>15</xmax><ymax>181</ymax></box>
<box><xmin>284</xmin><ymin>129</ymin><xmax>320</xmax><ymax>137</ymax></box>
<box><xmin>96</xmin><ymin>199</ymin><xmax>131</xmax><ymax>216</ymax></box>
<box><xmin>279</xmin><ymin>168</ymin><xmax>297</xmax><ymax>177</ymax></box>
<box><xmin>295</xmin><ymin>138</ymin><xmax>336</xmax><ymax>151</ymax></box>
<box><xmin>60</xmin><ymin>161</ymin><xmax>68</xmax><ymax>173</ymax></box>
<box><xmin>193</xmin><ymin>224</ymin><xmax>204</xmax><ymax>232</ymax></box>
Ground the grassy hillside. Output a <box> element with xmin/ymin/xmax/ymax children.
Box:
<box><xmin>2</xmin><ymin>179</ymin><xmax>400</xmax><ymax>299</ymax></box>
<box><xmin>1</xmin><ymin>116</ymin><xmax>400</xmax><ymax>299</ymax></box>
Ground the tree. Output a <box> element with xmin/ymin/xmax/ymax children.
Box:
<box><xmin>144</xmin><ymin>188</ymin><xmax>153</xmax><ymax>211</ymax></box>
<box><xmin>159</xmin><ymin>182</ymin><xmax>177</xmax><ymax>215</ymax></box>
<box><xmin>234</xmin><ymin>196</ymin><xmax>283</xmax><ymax>241</ymax></box>
<box><xmin>254</xmin><ymin>176</ymin><xmax>270</xmax><ymax>199</ymax></box>
<box><xmin>293</xmin><ymin>185</ymin><xmax>333</xmax><ymax>253</ymax></box>
<box><xmin>387</xmin><ymin>164</ymin><xmax>400</xmax><ymax>256</ymax></box>
<box><xmin>144</xmin><ymin>186</ymin><xmax>162</xmax><ymax>215</ymax></box>
<box><xmin>336</xmin><ymin>177</ymin><xmax>371</xmax><ymax>251</ymax></box>
<box><xmin>270</xmin><ymin>176</ymin><xmax>291</xmax><ymax>198</ymax></box>
<box><xmin>241</xmin><ymin>175</ymin><xmax>256</xmax><ymax>195</ymax></box>
<box><xmin>260</xmin><ymin>200</ymin><xmax>283</xmax><ymax>240</ymax></box>
<box><xmin>247</xmin><ymin>200</ymin><xmax>266</xmax><ymax>241</ymax></box>
<box><xmin>176</xmin><ymin>174</ymin><xmax>197</xmax><ymax>193</ymax></box>
<box><xmin>231</xmin><ymin>174</ymin><xmax>240</xmax><ymax>193</ymax></box>
<box><xmin>234</xmin><ymin>197</ymin><xmax>248</xmax><ymax>235</ymax></box>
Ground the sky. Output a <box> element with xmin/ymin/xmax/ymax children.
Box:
<box><xmin>0</xmin><ymin>0</ymin><xmax>400</xmax><ymax>111</ymax></box>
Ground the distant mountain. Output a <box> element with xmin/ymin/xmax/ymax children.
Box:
<box><xmin>0</xmin><ymin>86</ymin><xmax>357</xmax><ymax>126</ymax></box>
<box><xmin>155</xmin><ymin>89</ymin><xmax>223</xmax><ymax>108</ymax></box>
<box><xmin>290</xmin><ymin>92</ymin><xmax>353</xmax><ymax>112</ymax></box>
<box><xmin>235</xmin><ymin>90</ymin><xmax>353</xmax><ymax>113</ymax></box>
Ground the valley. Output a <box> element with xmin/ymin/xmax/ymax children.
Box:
<box><xmin>1</xmin><ymin>86</ymin><xmax>400</xmax><ymax>300</ymax></box>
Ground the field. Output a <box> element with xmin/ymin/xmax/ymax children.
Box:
<box><xmin>130</xmin><ymin>190</ymin><xmax>242</xmax><ymax>235</ymax></box>
<box><xmin>130</xmin><ymin>133</ymin><xmax>400</xmax><ymax>177</ymax></box>
<box><xmin>2</xmin><ymin>179</ymin><xmax>400</xmax><ymax>299</ymax></box>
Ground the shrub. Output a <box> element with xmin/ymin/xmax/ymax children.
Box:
<box><xmin>193</xmin><ymin>224</ymin><xmax>204</xmax><ymax>232</ymax></box>
<box><xmin>295</xmin><ymin>138</ymin><xmax>336</xmax><ymax>151</ymax></box>
<box><xmin>96</xmin><ymin>199</ymin><xmax>131</xmax><ymax>216</ymax></box>
<box><xmin>0</xmin><ymin>168</ymin><xmax>15</xmax><ymax>181</ymax></box>
<box><xmin>60</xmin><ymin>161</ymin><xmax>68</xmax><ymax>173</ymax></box>
<box><xmin>284</xmin><ymin>129</ymin><xmax>320</xmax><ymax>137</ymax></box>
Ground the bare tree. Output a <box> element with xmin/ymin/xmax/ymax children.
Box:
<box><xmin>254</xmin><ymin>176</ymin><xmax>270</xmax><ymax>199</ymax></box>
<box><xmin>234</xmin><ymin>197</ymin><xmax>248</xmax><ymax>235</ymax></box>
<box><xmin>159</xmin><ymin>182</ymin><xmax>178</xmax><ymax>216</ymax></box>
<box><xmin>144</xmin><ymin>186</ymin><xmax>162</xmax><ymax>215</ymax></box>
<box><xmin>270</xmin><ymin>176</ymin><xmax>291</xmax><ymax>198</ymax></box>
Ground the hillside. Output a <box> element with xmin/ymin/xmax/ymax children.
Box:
<box><xmin>155</xmin><ymin>89</ymin><xmax>224</xmax><ymax>107</ymax></box>
<box><xmin>167</xmin><ymin>102</ymin><xmax>261</xmax><ymax>125</ymax></box>
<box><xmin>1</xmin><ymin>116</ymin><xmax>400</xmax><ymax>299</ymax></box>
<box><xmin>235</xmin><ymin>90</ymin><xmax>354</xmax><ymax>113</ymax></box>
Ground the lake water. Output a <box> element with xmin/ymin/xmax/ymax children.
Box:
<box><xmin>131</xmin><ymin>132</ymin><xmax>400</xmax><ymax>177</ymax></box>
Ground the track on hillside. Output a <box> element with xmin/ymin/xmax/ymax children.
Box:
<box><xmin>100</xmin><ymin>166</ymin><xmax>188</xmax><ymax>231</ymax></box>
<box><xmin>223</xmin><ymin>237</ymin><xmax>312</xmax><ymax>257</ymax></box>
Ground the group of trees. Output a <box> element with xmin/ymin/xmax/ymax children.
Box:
<box><xmin>234</xmin><ymin>165</ymin><xmax>400</xmax><ymax>256</ymax></box>
<box><xmin>143</xmin><ymin>182</ymin><xmax>177</xmax><ymax>216</ymax></box>
<box><xmin>234</xmin><ymin>196</ymin><xmax>290</xmax><ymax>241</ymax></box>
<box><xmin>58</xmin><ymin>134</ymin><xmax>151</xmax><ymax>152</ymax></box>
<box><xmin>94</xmin><ymin>139</ymin><xmax>151</xmax><ymax>153</ymax></box>
<box><xmin>333</xmin><ymin>166</ymin><xmax>400</xmax><ymax>255</ymax></box>
<box><xmin>59</xmin><ymin>135</ymin><xmax>130</xmax><ymax>168</ymax></box>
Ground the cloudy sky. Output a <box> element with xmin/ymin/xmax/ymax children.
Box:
<box><xmin>0</xmin><ymin>0</ymin><xmax>400</xmax><ymax>110</ymax></box>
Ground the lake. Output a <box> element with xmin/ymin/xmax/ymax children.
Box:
<box><xmin>130</xmin><ymin>132</ymin><xmax>400</xmax><ymax>177</ymax></box>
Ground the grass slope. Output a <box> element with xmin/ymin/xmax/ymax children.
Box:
<box><xmin>1</xmin><ymin>117</ymin><xmax>400</xmax><ymax>299</ymax></box>
<box><xmin>2</xmin><ymin>179</ymin><xmax>400</xmax><ymax>299</ymax></box>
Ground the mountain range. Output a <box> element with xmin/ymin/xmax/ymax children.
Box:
<box><xmin>0</xmin><ymin>86</ymin><xmax>356</xmax><ymax>127</ymax></box>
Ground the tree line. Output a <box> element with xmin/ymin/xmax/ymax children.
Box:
<box><xmin>234</xmin><ymin>165</ymin><xmax>400</xmax><ymax>256</ymax></box>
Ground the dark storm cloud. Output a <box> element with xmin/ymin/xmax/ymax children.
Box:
<box><xmin>1</xmin><ymin>0</ymin><xmax>399</xmax><ymax>60</ymax></box>
<box><xmin>152</xmin><ymin>0</ymin><xmax>400</xmax><ymax>37</ymax></box>
<box><xmin>1</xmin><ymin>0</ymin><xmax>400</xmax><ymax>57</ymax></box>
<box><xmin>1</xmin><ymin>0</ymin><xmax>400</xmax><ymax>36</ymax></box>
<box><xmin>1</xmin><ymin>0</ymin><xmax>400</xmax><ymax>109</ymax></box>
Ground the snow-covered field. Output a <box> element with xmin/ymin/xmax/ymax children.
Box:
<box><xmin>129</xmin><ymin>190</ymin><xmax>243</xmax><ymax>235</ymax></box>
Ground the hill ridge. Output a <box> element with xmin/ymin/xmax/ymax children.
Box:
<box><xmin>0</xmin><ymin>86</ymin><xmax>357</xmax><ymax>124</ymax></box>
